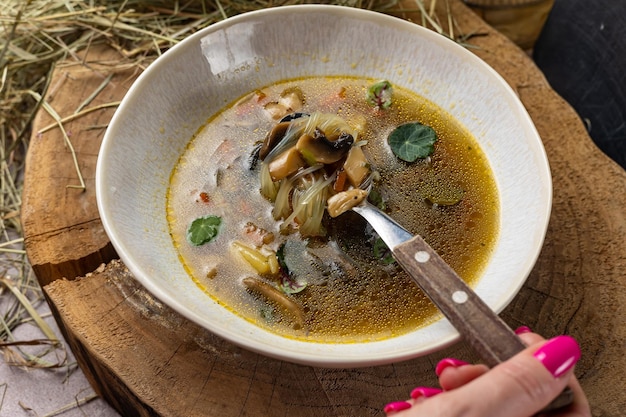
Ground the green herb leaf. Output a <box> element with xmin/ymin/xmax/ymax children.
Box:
<box><xmin>367</xmin><ymin>187</ymin><xmax>387</xmax><ymax>211</ymax></box>
<box><xmin>373</xmin><ymin>238</ymin><xmax>395</xmax><ymax>265</ymax></box>
<box><xmin>276</xmin><ymin>242</ymin><xmax>288</xmax><ymax>272</ymax></box>
<box><xmin>277</xmin><ymin>241</ymin><xmax>309</xmax><ymax>294</ymax></box>
<box><xmin>366</xmin><ymin>80</ymin><xmax>393</xmax><ymax>109</ymax></box>
<box><xmin>388</xmin><ymin>122</ymin><xmax>437</xmax><ymax>162</ymax></box>
<box><xmin>187</xmin><ymin>215</ymin><xmax>222</xmax><ymax>246</ymax></box>
<box><xmin>260</xmin><ymin>306</ymin><xmax>276</xmax><ymax>323</ymax></box>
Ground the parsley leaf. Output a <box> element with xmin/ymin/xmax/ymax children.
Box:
<box><xmin>388</xmin><ymin>122</ymin><xmax>437</xmax><ymax>162</ymax></box>
<box><xmin>187</xmin><ymin>215</ymin><xmax>222</xmax><ymax>246</ymax></box>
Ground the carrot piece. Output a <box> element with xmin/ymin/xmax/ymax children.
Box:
<box><xmin>334</xmin><ymin>169</ymin><xmax>347</xmax><ymax>192</ymax></box>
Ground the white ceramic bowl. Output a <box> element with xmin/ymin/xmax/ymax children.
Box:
<box><xmin>96</xmin><ymin>5</ymin><xmax>551</xmax><ymax>367</ymax></box>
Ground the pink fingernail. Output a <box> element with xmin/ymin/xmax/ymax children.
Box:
<box><xmin>533</xmin><ymin>335</ymin><xmax>581</xmax><ymax>378</ymax></box>
<box><xmin>514</xmin><ymin>325</ymin><xmax>532</xmax><ymax>335</ymax></box>
<box><xmin>383</xmin><ymin>401</ymin><xmax>412</xmax><ymax>412</ymax></box>
<box><xmin>435</xmin><ymin>358</ymin><xmax>470</xmax><ymax>376</ymax></box>
<box><xmin>410</xmin><ymin>386</ymin><xmax>443</xmax><ymax>399</ymax></box>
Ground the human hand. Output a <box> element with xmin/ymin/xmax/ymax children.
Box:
<box><xmin>383</xmin><ymin>329</ymin><xmax>591</xmax><ymax>417</ymax></box>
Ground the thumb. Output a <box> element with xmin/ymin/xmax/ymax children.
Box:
<box><xmin>450</xmin><ymin>335</ymin><xmax>581</xmax><ymax>417</ymax></box>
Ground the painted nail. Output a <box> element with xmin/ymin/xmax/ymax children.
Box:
<box><xmin>435</xmin><ymin>358</ymin><xmax>470</xmax><ymax>376</ymax></box>
<box><xmin>410</xmin><ymin>386</ymin><xmax>443</xmax><ymax>399</ymax></box>
<box><xmin>515</xmin><ymin>325</ymin><xmax>532</xmax><ymax>335</ymax></box>
<box><xmin>383</xmin><ymin>401</ymin><xmax>412</xmax><ymax>413</ymax></box>
<box><xmin>533</xmin><ymin>335</ymin><xmax>581</xmax><ymax>378</ymax></box>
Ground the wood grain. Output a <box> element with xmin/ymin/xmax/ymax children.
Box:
<box><xmin>21</xmin><ymin>46</ymin><xmax>135</xmax><ymax>286</ymax></box>
<box><xmin>22</xmin><ymin>1</ymin><xmax>626</xmax><ymax>416</ymax></box>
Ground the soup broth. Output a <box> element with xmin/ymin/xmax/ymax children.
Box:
<box><xmin>167</xmin><ymin>76</ymin><xmax>499</xmax><ymax>343</ymax></box>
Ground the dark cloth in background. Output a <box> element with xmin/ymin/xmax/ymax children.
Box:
<box><xmin>533</xmin><ymin>0</ymin><xmax>626</xmax><ymax>169</ymax></box>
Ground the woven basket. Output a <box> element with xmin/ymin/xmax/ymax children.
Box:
<box><xmin>463</xmin><ymin>0</ymin><xmax>555</xmax><ymax>49</ymax></box>
<box><xmin>463</xmin><ymin>0</ymin><xmax>549</xmax><ymax>8</ymax></box>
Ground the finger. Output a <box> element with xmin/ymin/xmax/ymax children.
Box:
<box><xmin>436</xmin><ymin>329</ymin><xmax>542</xmax><ymax>391</ymax></box>
<box><xmin>383</xmin><ymin>401</ymin><xmax>412</xmax><ymax>414</ymax></box>
<box><xmin>517</xmin><ymin>330</ymin><xmax>546</xmax><ymax>346</ymax></box>
<box><xmin>536</xmin><ymin>372</ymin><xmax>591</xmax><ymax>417</ymax></box>
<box><xmin>462</xmin><ymin>335</ymin><xmax>581</xmax><ymax>417</ymax></box>
<box><xmin>516</xmin><ymin>331</ymin><xmax>583</xmax><ymax>414</ymax></box>
<box><xmin>518</xmin><ymin>329</ymin><xmax>590</xmax><ymax>413</ymax></box>
<box><xmin>567</xmin><ymin>374</ymin><xmax>591</xmax><ymax>416</ymax></box>
<box><xmin>438</xmin><ymin>362</ymin><xmax>488</xmax><ymax>391</ymax></box>
<box><xmin>517</xmin><ymin>332</ymin><xmax>590</xmax><ymax>416</ymax></box>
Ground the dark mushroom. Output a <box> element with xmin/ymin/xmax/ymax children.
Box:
<box><xmin>259</xmin><ymin>113</ymin><xmax>310</xmax><ymax>161</ymax></box>
<box><xmin>280</xmin><ymin>112</ymin><xmax>309</xmax><ymax>123</ymax></box>
<box><xmin>259</xmin><ymin>121</ymin><xmax>290</xmax><ymax>160</ymax></box>
<box><xmin>296</xmin><ymin>128</ymin><xmax>354</xmax><ymax>165</ymax></box>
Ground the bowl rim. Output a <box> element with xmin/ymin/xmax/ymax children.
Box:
<box><xmin>96</xmin><ymin>4</ymin><xmax>552</xmax><ymax>367</ymax></box>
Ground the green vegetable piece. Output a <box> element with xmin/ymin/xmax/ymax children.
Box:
<box><xmin>373</xmin><ymin>237</ymin><xmax>395</xmax><ymax>265</ymax></box>
<box><xmin>419</xmin><ymin>171</ymin><xmax>464</xmax><ymax>206</ymax></box>
<box><xmin>260</xmin><ymin>306</ymin><xmax>276</xmax><ymax>323</ymax></box>
<box><xmin>388</xmin><ymin>122</ymin><xmax>437</xmax><ymax>162</ymax></box>
<box><xmin>425</xmin><ymin>187</ymin><xmax>464</xmax><ymax>206</ymax></box>
<box><xmin>366</xmin><ymin>80</ymin><xmax>393</xmax><ymax>109</ymax></box>
<box><xmin>187</xmin><ymin>215</ymin><xmax>222</xmax><ymax>246</ymax></box>
<box><xmin>367</xmin><ymin>188</ymin><xmax>387</xmax><ymax>211</ymax></box>
<box><xmin>276</xmin><ymin>240</ymin><xmax>308</xmax><ymax>294</ymax></box>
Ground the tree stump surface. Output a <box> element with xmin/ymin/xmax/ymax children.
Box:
<box><xmin>21</xmin><ymin>2</ymin><xmax>626</xmax><ymax>416</ymax></box>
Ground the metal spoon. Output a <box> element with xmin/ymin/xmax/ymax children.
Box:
<box><xmin>351</xmin><ymin>201</ymin><xmax>573</xmax><ymax>411</ymax></box>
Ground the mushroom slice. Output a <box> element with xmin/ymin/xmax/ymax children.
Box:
<box><xmin>296</xmin><ymin>128</ymin><xmax>354</xmax><ymax>165</ymax></box>
<box><xmin>279</xmin><ymin>87</ymin><xmax>304</xmax><ymax>112</ymax></box>
<box><xmin>243</xmin><ymin>277</ymin><xmax>305</xmax><ymax>329</ymax></box>
<box><xmin>327</xmin><ymin>189</ymin><xmax>368</xmax><ymax>218</ymax></box>
<box><xmin>260</xmin><ymin>121</ymin><xmax>290</xmax><ymax>160</ymax></box>
<box><xmin>267</xmin><ymin>147</ymin><xmax>307</xmax><ymax>182</ymax></box>
<box><xmin>280</xmin><ymin>112</ymin><xmax>309</xmax><ymax>123</ymax></box>
<box><xmin>343</xmin><ymin>146</ymin><xmax>370</xmax><ymax>187</ymax></box>
<box><xmin>264</xmin><ymin>101</ymin><xmax>289</xmax><ymax>120</ymax></box>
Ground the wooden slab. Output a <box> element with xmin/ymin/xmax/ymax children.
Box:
<box><xmin>22</xmin><ymin>2</ymin><xmax>626</xmax><ymax>416</ymax></box>
<box><xmin>21</xmin><ymin>45</ymin><xmax>130</xmax><ymax>286</ymax></box>
<box><xmin>46</xmin><ymin>260</ymin><xmax>459</xmax><ymax>416</ymax></box>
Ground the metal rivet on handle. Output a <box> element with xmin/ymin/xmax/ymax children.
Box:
<box><xmin>414</xmin><ymin>251</ymin><xmax>430</xmax><ymax>263</ymax></box>
<box><xmin>452</xmin><ymin>290</ymin><xmax>469</xmax><ymax>304</ymax></box>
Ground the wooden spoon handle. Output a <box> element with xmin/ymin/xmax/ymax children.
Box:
<box><xmin>393</xmin><ymin>235</ymin><xmax>573</xmax><ymax>411</ymax></box>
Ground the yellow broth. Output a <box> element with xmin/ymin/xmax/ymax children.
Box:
<box><xmin>167</xmin><ymin>76</ymin><xmax>499</xmax><ymax>343</ymax></box>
